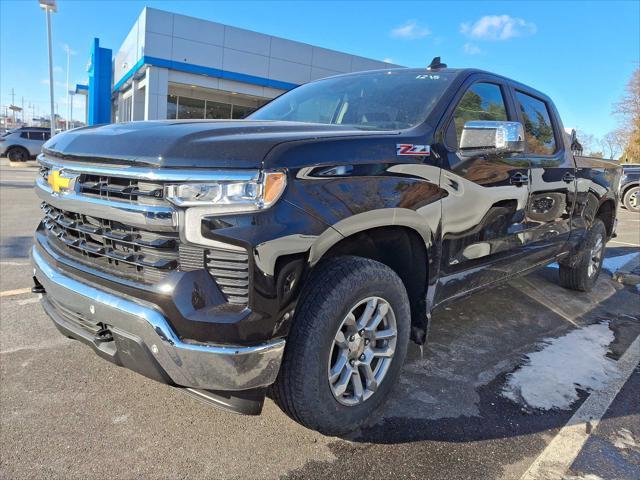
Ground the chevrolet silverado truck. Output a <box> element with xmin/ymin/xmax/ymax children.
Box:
<box><xmin>32</xmin><ymin>61</ymin><xmax>621</xmax><ymax>435</ymax></box>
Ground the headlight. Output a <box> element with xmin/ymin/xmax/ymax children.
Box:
<box><xmin>165</xmin><ymin>171</ymin><xmax>287</xmax><ymax>211</ymax></box>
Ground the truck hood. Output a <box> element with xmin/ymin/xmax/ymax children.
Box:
<box><xmin>43</xmin><ymin>120</ymin><xmax>400</xmax><ymax>169</ymax></box>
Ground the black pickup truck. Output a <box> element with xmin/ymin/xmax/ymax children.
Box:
<box><xmin>32</xmin><ymin>62</ymin><xmax>621</xmax><ymax>435</ymax></box>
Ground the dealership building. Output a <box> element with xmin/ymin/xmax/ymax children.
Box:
<box><xmin>85</xmin><ymin>7</ymin><xmax>398</xmax><ymax>125</ymax></box>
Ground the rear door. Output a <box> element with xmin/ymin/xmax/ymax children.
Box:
<box><xmin>436</xmin><ymin>76</ymin><xmax>534</xmax><ymax>304</ymax></box>
<box><xmin>511</xmin><ymin>89</ymin><xmax>577</xmax><ymax>260</ymax></box>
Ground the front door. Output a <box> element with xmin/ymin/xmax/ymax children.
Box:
<box><xmin>436</xmin><ymin>80</ymin><xmax>533</xmax><ymax>304</ymax></box>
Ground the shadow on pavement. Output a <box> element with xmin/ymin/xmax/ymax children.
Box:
<box><xmin>1</xmin><ymin>235</ymin><xmax>34</xmax><ymax>259</ymax></box>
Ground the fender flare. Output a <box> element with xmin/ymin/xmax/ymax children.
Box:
<box><xmin>308</xmin><ymin>207</ymin><xmax>435</xmax><ymax>266</ymax></box>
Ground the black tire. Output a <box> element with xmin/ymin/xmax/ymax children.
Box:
<box><xmin>6</xmin><ymin>147</ymin><xmax>29</xmax><ymax>162</ymax></box>
<box><xmin>559</xmin><ymin>219</ymin><xmax>607</xmax><ymax>292</ymax></box>
<box><xmin>272</xmin><ymin>256</ymin><xmax>410</xmax><ymax>435</ymax></box>
<box><xmin>623</xmin><ymin>186</ymin><xmax>640</xmax><ymax>213</ymax></box>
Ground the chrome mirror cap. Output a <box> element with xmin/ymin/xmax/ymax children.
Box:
<box><xmin>459</xmin><ymin>120</ymin><xmax>525</xmax><ymax>154</ymax></box>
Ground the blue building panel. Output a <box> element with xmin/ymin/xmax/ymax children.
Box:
<box><xmin>87</xmin><ymin>38</ymin><xmax>112</xmax><ymax>125</ymax></box>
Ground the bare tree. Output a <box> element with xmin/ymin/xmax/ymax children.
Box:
<box><xmin>599</xmin><ymin>129</ymin><xmax>626</xmax><ymax>160</ymax></box>
<box><xmin>575</xmin><ymin>130</ymin><xmax>595</xmax><ymax>155</ymax></box>
<box><xmin>613</xmin><ymin>68</ymin><xmax>640</xmax><ymax>162</ymax></box>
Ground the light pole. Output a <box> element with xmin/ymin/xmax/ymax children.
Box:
<box><xmin>68</xmin><ymin>90</ymin><xmax>75</xmax><ymax>129</ymax></box>
<box><xmin>39</xmin><ymin>0</ymin><xmax>57</xmax><ymax>136</ymax></box>
<box><xmin>64</xmin><ymin>44</ymin><xmax>75</xmax><ymax>130</ymax></box>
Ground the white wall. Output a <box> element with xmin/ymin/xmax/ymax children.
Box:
<box><xmin>113</xmin><ymin>7</ymin><xmax>399</xmax><ymax>88</ymax></box>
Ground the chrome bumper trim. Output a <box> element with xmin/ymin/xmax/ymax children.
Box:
<box><xmin>35</xmin><ymin>177</ymin><xmax>177</xmax><ymax>231</ymax></box>
<box><xmin>32</xmin><ymin>247</ymin><xmax>285</xmax><ymax>391</ymax></box>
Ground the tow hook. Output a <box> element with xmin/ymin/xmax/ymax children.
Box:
<box><xmin>95</xmin><ymin>324</ymin><xmax>114</xmax><ymax>343</ymax></box>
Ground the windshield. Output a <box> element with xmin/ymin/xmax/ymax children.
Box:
<box><xmin>249</xmin><ymin>70</ymin><xmax>455</xmax><ymax>130</ymax></box>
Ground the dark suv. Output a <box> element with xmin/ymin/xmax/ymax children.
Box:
<box><xmin>32</xmin><ymin>65</ymin><xmax>620</xmax><ymax>435</ymax></box>
<box><xmin>620</xmin><ymin>163</ymin><xmax>639</xmax><ymax>212</ymax></box>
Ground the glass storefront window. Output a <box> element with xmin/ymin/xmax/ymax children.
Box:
<box><xmin>177</xmin><ymin>96</ymin><xmax>205</xmax><ymax>119</ymax></box>
<box><xmin>232</xmin><ymin>104</ymin><xmax>254</xmax><ymax>119</ymax></box>
<box><xmin>206</xmin><ymin>101</ymin><xmax>232</xmax><ymax>119</ymax></box>
<box><xmin>167</xmin><ymin>95</ymin><xmax>178</xmax><ymax>119</ymax></box>
<box><xmin>166</xmin><ymin>90</ymin><xmax>264</xmax><ymax>121</ymax></box>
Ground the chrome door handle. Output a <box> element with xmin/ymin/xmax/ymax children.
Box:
<box><xmin>510</xmin><ymin>172</ymin><xmax>529</xmax><ymax>186</ymax></box>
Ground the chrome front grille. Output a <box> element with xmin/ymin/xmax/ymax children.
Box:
<box><xmin>42</xmin><ymin>203</ymin><xmax>179</xmax><ymax>284</ymax></box>
<box><xmin>77</xmin><ymin>174</ymin><xmax>167</xmax><ymax>206</ymax></box>
<box><xmin>37</xmin><ymin>154</ymin><xmax>252</xmax><ymax>304</ymax></box>
<box><xmin>205</xmin><ymin>248</ymin><xmax>250</xmax><ymax>305</ymax></box>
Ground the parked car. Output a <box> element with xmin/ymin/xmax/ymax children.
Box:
<box><xmin>31</xmin><ymin>62</ymin><xmax>621</xmax><ymax>435</ymax></box>
<box><xmin>619</xmin><ymin>163</ymin><xmax>640</xmax><ymax>212</ymax></box>
<box><xmin>0</xmin><ymin>127</ymin><xmax>51</xmax><ymax>161</ymax></box>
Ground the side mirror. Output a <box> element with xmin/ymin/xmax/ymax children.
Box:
<box><xmin>459</xmin><ymin>120</ymin><xmax>525</xmax><ymax>155</ymax></box>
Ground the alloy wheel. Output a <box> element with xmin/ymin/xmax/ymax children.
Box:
<box><xmin>328</xmin><ymin>296</ymin><xmax>397</xmax><ymax>406</ymax></box>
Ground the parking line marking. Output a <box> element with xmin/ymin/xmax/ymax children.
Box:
<box><xmin>519</xmin><ymin>333</ymin><xmax>640</xmax><ymax>480</ymax></box>
<box><xmin>517</xmin><ymin>279</ymin><xmax>579</xmax><ymax>326</ymax></box>
<box><xmin>608</xmin><ymin>240</ymin><xmax>640</xmax><ymax>247</ymax></box>
<box><xmin>0</xmin><ymin>287</ymin><xmax>32</xmax><ymax>297</ymax></box>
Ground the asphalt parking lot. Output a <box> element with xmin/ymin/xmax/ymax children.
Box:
<box><xmin>1</xmin><ymin>159</ymin><xmax>639</xmax><ymax>480</ymax></box>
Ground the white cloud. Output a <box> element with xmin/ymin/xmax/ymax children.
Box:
<box><xmin>391</xmin><ymin>20</ymin><xmax>431</xmax><ymax>39</ymax></box>
<box><xmin>461</xmin><ymin>15</ymin><xmax>536</xmax><ymax>41</ymax></box>
<box><xmin>463</xmin><ymin>43</ymin><xmax>484</xmax><ymax>55</ymax></box>
<box><xmin>382</xmin><ymin>57</ymin><xmax>394</xmax><ymax>64</ymax></box>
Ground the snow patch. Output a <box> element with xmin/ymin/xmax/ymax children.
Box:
<box><xmin>502</xmin><ymin>322</ymin><xmax>617</xmax><ymax>410</ymax></box>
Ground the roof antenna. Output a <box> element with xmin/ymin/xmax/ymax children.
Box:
<box><xmin>427</xmin><ymin>56</ymin><xmax>447</xmax><ymax>70</ymax></box>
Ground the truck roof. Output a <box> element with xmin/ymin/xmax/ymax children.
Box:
<box><xmin>321</xmin><ymin>66</ymin><xmax>553</xmax><ymax>104</ymax></box>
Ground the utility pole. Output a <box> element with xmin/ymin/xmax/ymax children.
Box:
<box><xmin>10</xmin><ymin>88</ymin><xmax>15</xmax><ymax>124</ymax></box>
<box><xmin>40</xmin><ymin>0</ymin><xmax>57</xmax><ymax>137</ymax></box>
<box><xmin>21</xmin><ymin>96</ymin><xmax>24</xmax><ymax>125</ymax></box>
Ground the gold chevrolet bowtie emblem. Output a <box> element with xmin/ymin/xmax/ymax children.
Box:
<box><xmin>47</xmin><ymin>169</ymin><xmax>76</xmax><ymax>194</ymax></box>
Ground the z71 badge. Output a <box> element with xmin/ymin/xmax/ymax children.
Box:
<box><xmin>396</xmin><ymin>144</ymin><xmax>430</xmax><ymax>156</ymax></box>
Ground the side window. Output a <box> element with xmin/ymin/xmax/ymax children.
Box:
<box><xmin>20</xmin><ymin>131</ymin><xmax>30</xmax><ymax>139</ymax></box>
<box><xmin>453</xmin><ymin>82</ymin><xmax>507</xmax><ymax>147</ymax></box>
<box><xmin>515</xmin><ymin>91</ymin><xmax>557</xmax><ymax>155</ymax></box>
<box><xmin>43</xmin><ymin>132</ymin><xmax>51</xmax><ymax>141</ymax></box>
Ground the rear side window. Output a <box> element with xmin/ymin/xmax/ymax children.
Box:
<box><xmin>20</xmin><ymin>131</ymin><xmax>29</xmax><ymax>139</ymax></box>
<box><xmin>43</xmin><ymin>132</ymin><xmax>51</xmax><ymax>140</ymax></box>
<box><xmin>453</xmin><ymin>82</ymin><xmax>507</xmax><ymax>147</ymax></box>
<box><xmin>515</xmin><ymin>91</ymin><xmax>557</xmax><ymax>155</ymax></box>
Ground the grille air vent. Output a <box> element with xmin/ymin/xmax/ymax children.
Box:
<box><xmin>205</xmin><ymin>247</ymin><xmax>250</xmax><ymax>305</ymax></box>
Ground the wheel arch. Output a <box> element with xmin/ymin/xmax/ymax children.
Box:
<box><xmin>595</xmin><ymin>198</ymin><xmax>616</xmax><ymax>238</ymax></box>
<box><xmin>307</xmin><ymin>209</ymin><xmax>435</xmax><ymax>344</ymax></box>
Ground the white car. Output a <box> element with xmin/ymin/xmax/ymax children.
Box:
<box><xmin>0</xmin><ymin>127</ymin><xmax>52</xmax><ymax>162</ymax></box>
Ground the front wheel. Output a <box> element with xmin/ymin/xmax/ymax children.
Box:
<box><xmin>559</xmin><ymin>219</ymin><xmax>607</xmax><ymax>292</ymax></box>
<box><xmin>272</xmin><ymin>256</ymin><xmax>410</xmax><ymax>435</ymax></box>
<box><xmin>6</xmin><ymin>147</ymin><xmax>29</xmax><ymax>162</ymax></box>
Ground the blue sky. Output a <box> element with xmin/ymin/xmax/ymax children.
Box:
<box><xmin>1</xmin><ymin>0</ymin><xmax>638</xmax><ymax>139</ymax></box>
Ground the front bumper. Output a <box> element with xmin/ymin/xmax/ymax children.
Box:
<box><xmin>32</xmin><ymin>246</ymin><xmax>285</xmax><ymax>391</ymax></box>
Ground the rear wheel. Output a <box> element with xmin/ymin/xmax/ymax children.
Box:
<box><xmin>623</xmin><ymin>186</ymin><xmax>639</xmax><ymax>213</ymax></box>
<box><xmin>6</xmin><ymin>147</ymin><xmax>29</xmax><ymax>162</ymax></box>
<box><xmin>272</xmin><ymin>256</ymin><xmax>410</xmax><ymax>435</ymax></box>
<box><xmin>559</xmin><ymin>219</ymin><xmax>606</xmax><ymax>292</ymax></box>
